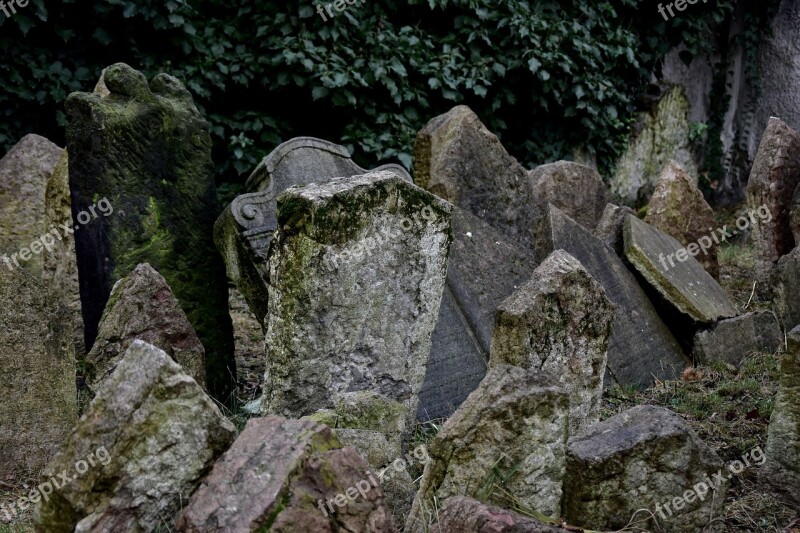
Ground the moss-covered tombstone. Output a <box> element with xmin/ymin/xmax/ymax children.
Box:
<box><xmin>65</xmin><ymin>63</ymin><xmax>235</xmax><ymax>400</ymax></box>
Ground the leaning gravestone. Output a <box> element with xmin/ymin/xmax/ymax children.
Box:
<box><xmin>176</xmin><ymin>416</ymin><xmax>393</xmax><ymax>532</ymax></box>
<box><xmin>419</xmin><ymin>206</ymin><xmax>538</xmax><ymax>421</ymax></box>
<box><xmin>763</xmin><ymin>325</ymin><xmax>800</xmax><ymax>505</ymax></box>
<box><xmin>594</xmin><ymin>202</ymin><xmax>636</xmax><ymax>256</ymax></box>
<box><xmin>0</xmin><ymin>267</ymin><xmax>76</xmax><ymax>481</ymax></box>
<box><xmin>407</xmin><ymin>365</ymin><xmax>569</xmax><ymax>532</ymax></box>
<box><xmin>66</xmin><ymin>63</ymin><xmax>234</xmax><ymax>399</ymax></box>
<box><xmin>413</xmin><ymin>105</ymin><xmax>536</xmax><ymax>247</ymax></box>
<box><xmin>563</xmin><ymin>405</ymin><xmax>728</xmax><ymax>532</ymax></box>
<box><xmin>645</xmin><ymin>160</ymin><xmax>719</xmax><ymax>278</ymax></box>
<box><xmin>528</xmin><ymin>160</ymin><xmax>613</xmax><ymax>230</ymax></box>
<box><xmin>623</xmin><ymin>214</ymin><xmax>738</xmax><ymax>324</ymax></box>
<box><xmin>85</xmin><ymin>263</ymin><xmax>206</xmax><ymax>392</ymax></box>
<box><xmin>34</xmin><ymin>340</ymin><xmax>236</xmax><ymax>532</ymax></box>
<box><xmin>746</xmin><ymin>117</ymin><xmax>800</xmax><ymax>275</ymax></box>
<box><xmin>490</xmin><ymin>250</ymin><xmax>614</xmax><ymax>433</ymax></box>
<box><xmin>774</xmin><ymin>246</ymin><xmax>800</xmax><ymax>330</ymax></box>
<box><xmin>214</xmin><ymin>137</ymin><xmax>411</xmax><ymax>324</ymax></box>
<box><xmin>693</xmin><ymin>311</ymin><xmax>783</xmax><ymax>366</ymax></box>
<box><xmin>533</xmin><ymin>204</ymin><xmax>689</xmax><ymax>388</ymax></box>
<box><xmin>0</xmin><ymin>134</ymin><xmax>63</xmax><ymax>276</ymax></box>
<box><xmin>261</xmin><ymin>172</ymin><xmax>451</xmax><ymax>426</ymax></box>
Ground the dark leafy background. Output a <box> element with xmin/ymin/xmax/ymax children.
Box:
<box><xmin>0</xmin><ymin>0</ymin><xmax>775</xmax><ymax>202</ymax></box>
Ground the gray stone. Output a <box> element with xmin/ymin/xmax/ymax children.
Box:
<box><xmin>419</xmin><ymin>207</ymin><xmax>538</xmax><ymax>421</ymax></box>
<box><xmin>228</xmin><ymin>285</ymin><xmax>264</xmax><ymax>400</ymax></box>
<box><xmin>214</xmin><ymin>137</ymin><xmax>411</xmax><ymax>325</ymax></box>
<box><xmin>533</xmin><ymin>204</ymin><xmax>689</xmax><ymax>388</ymax></box>
<box><xmin>434</xmin><ymin>496</ymin><xmax>565</xmax><ymax>532</ymax></box>
<box><xmin>490</xmin><ymin>250</ymin><xmax>614</xmax><ymax>433</ymax></box>
<box><xmin>693</xmin><ymin>311</ymin><xmax>783</xmax><ymax>366</ymax></box>
<box><xmin>763</xmin><ymin>326</ymin><xmax>800</xmax><ymax>505</ymax></box>
<box><xmin>645</xmin><ymin>160</ymin><xmax>719</xmax><ymax>278</ymax></box>
<box><xmin>260</xmin><ymin>172</ymin><xmax>451</xmax><ymax>427</ymax></box>
<box><xmin>66</xmin><ymin>63</ymin><xmax>234</xmax><ymax>399</ymax></box>
<box><xmin>594</xmin><ymin>203</ymin><xmax>636</xmax><ymax>256</ymax></box>
<box><xmin>85</xmin><ymin>263</ymin><xmax>206</xmax><ymax>392</ymax></box>
<box><xmin>407</xmin><ymin>365</ymin><xmax>569</xmax><ymax>530</ymax></box>
<box><xmin>774</xmin><ymin>246</ymin><xmax>800</xmax><ymax>330</ymax></box>
<box><xmin>333</xmin><ymin>428</ymin><xmax>400</xmax><ymax>470</ymax></box>
<box><xmin>623</xmin><ymin>214</ymin><xmax>738</xmax><ymax>324</ymax></box>
<box><xmin>791</xmin><ymin>182</ymin><xmax>800</xmax><ymax>245</ymax></box>
<box><xmin>0</xmin><ymin>134</ymin><xmax>63</xmax><ymax>276</ymax></box>
<box><xmin>175</xmin><ymin>416</ymin><xmax>394</xmax><ymax>532</ymax></box>
<box><xmin>563</xmin><ymin>405</ymin><xmax>728</xmax><ymax>532</ymax></box>
<box><xmin>746</xmin><ymin>117</ymin><xmax>800</xmax><ymax>273</ymax></box>
<box><xmin>610</xmin><ymin>86</ymin><xmax>698</xmax><ymax>206</ymax></box>
<box><xmin>413</xmin><ymin>105</ymin><xmax>535</xmax><ymax>247</ymax></box>
<box><xmin>528</xmin><ymin>160</ymin><xmax>612</xmax><ymax>230</ymax></box>
<box><xmin>0</xmin><ymin>267</ymin><xmax>76</xmax><ymax>481</ymax></box>
<box><xmin>34</xmin><ymin>340</ymin><xmax>236</xmax><ymax>533</ymax></box>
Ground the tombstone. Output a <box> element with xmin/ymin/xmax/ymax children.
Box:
<box><xmin>0</xmin><ymin>134</ymin><xmax>63</xmax><ymax>276</ymax></box>
<box><xmin>419</xmin><ymin>207</ymin><xmax>538</xmax><ymax>420</ymax></box>
<box><xmin>490</xmin><ymin>250</ymin><xmax>614</xmax><ymax>433</ymax></box>
<box><xmin>0</xmin><ymin>267</ymin><xmax>76</xmax><ymax>482</ymax></box>
<box><xmin>528</xmin><ymin>160</ymin><xmax>613</xmax><ymax>230</ymax></box>
<box><xmin>746</xmin><ymin>117</ymin><xmax>800</xmax><ymax>274</ymax></box>
<box><xmin>645</xmin><ymin>160</ymin><xmax>719</xmax><ymax>278</ymax></box>
<box><xmin>623</xmin><ymin>214</ymin><xmax>738</xmax><ymax>324</ymax></box>
<box><xmin>791</xmin><ymin>182</ymin><xmax>800</xmax><ymax>245</ymax></box>
<box><xmin>260</xmin><ymin>172</ymin><xmax>451</xmax><ymax>427</ymax></box>
<box><xmin>65</xmin><ymin>63</ymin><xmax>234</xmax><ymax>399</ymax></box>
<box><xmin>563</xmin><ymin>405</ymin><xmax>728</xmax><ymax>532</ymax></box>
<box><xmin>533</xmin><ymin>204</ymin><xmax>689</xmax><ymax>388</ymax></box>
<box><xmin>176</xmin><ymin>416</ymin><xmax>393</xmax><ymax>532</ymax></box>
<box><xmin>413</xmin><ymin>105</ymin><xmax>536</xmax><ymax>247</ymax></box>
<box><xmin>407</xmin><ymin>365</ymin><xmax>569</xmax><ymax>531</ymax></box>
<box><xmin>85</xmin><ymin>263</ymin><xmax>206</xmax><ymax>391</ymax></box>
<box><xmin>34</xmin><ymin>341</ymin><xmax>236</xmax><ymax>532</ymax></box>
<box><xmin>693</xmin><ymin>311</ymin><xmax>783</xmax><ymax>366</ymax></box>
<box><xmin>763</xmin><ymin>325</ymin><xmax>800</xmax><ymax>505</ymax></box>
<box><xmin>773</xmin><ymin>246</ymin><xmax>800</xmax><ymax>330</ymax></box>
<box><xmin>228</xmin><ymin>285</ymin><xmax>265</xmax><ymax>400</ymax></box>
<box><xmin>594</xmin><ymin>202</ymin><xmax>636</xmax><ymax>256</ymax></box>
<box><xmin>42</xmin><ymin>150</ymin><xmax>85</xmax><ymax>357</ymax></box>
<box><xmin>214</xmin><ymin>137</ymin><xmax>411</xmax><ymax>325</ymax></box>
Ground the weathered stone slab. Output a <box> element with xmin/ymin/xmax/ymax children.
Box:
<box><xmin>774</xmin><ymin>246</ymin><xmax>800</xmax><ymax>330</ymax></box>
<box><xmin>261</xmin><ymin>172</ymin><xmax>451</xmax><ymax>425</ymax></box>
<box><xmin>229</xmin><ymin>285</ymin><xmax>265</xmax><ymax>400</ymax></box>
<box><xmin>0</xmin><ymin>268</ymin><xmax>76</xmax><ymax>481</ymax></box>
<box><xmin>563</xmin><ymin>405</ymin><xmax>727</xmax><ymax>532</ymax></box>
<box><xmin>413</xmin><ymin>105</ymin><xmax>535</xmax><ymax>247</ymax></box>
<box><xmin>66</xmin><ymin>63</ymin><xmax>234</xmax><ymax>399</ymax></box>
<box><xmin>528</xmin><ymin>161</ymin><xmax>612</xmax><ymax>230</ymax></box>
<box><xmin>34</xmin><ymin>340</ymin><xmax>236</xmax><ymax>532</ymax></box>
<box><xmin>215</xmin><ymin>137</ymin><xmax>411</xmax><ymax>324</ymax></box>
<box><xmin>763</xmin><ymin>326</ymin><xmax>800</xmax><ymax>505</ymax></box>
<box><xmin>533</xmin><ymin>204</ymin><xmax>689</xmax><ymax>388</ymax></box>
<box><xmin>610</xmin><ymin>86</ymin><xmax>697</xmax><ymax>205</ymax></box>
<box><xmin>490</xmin><ymin>250</ymin><xmax>614</xmax><ymax>433</ymax></box>
<box><xmin>0</xmin><ymin>134</ymin><xmax>63</xmax><ymax>276</ymax></box>
<box><xmin>42</xmin><ymin>150</ymin><xmax>85</xmax><ymax>356</ymax></box>
<box><xmin>85</xmin><ymin>263</ymin><xmax>206</xmax><ymax>392</ymax></box>
<box><xmin>176</xmin><ymin>416</ymin><xmax>393</xmax><ymax>532</ymax></box>
<box><xmin>624</xmin><ymin>214</ymin><xmax>738</xmax><ymax>324</ymax></box>
<box><xmin>407</xmin><ymin>365</ymin><xmax>569</xmax><ymax>531</ymax></box>
<box><xmin>419</xmin><ymin>207</ymin><xmax>538</xmax><ymax>420</ymax></box>
<box><xmin>434</xmin><ymin>497</ymin><xmax>566</xmax><ymax>533</ymax></box>
<box><xmin>746</xmin><ymin>117</ymin><xmax>800</xmax><ymax>273</ymax></box>
<box><xmin>594</xmin><ymin>203</ymin><xmax>636</xmax><ymax>256</ymax></box>
<box><xmin>791</xmin><ymin>182</ymin><xmax>800</xmax><ymax>245</ymax></box>
<box><xmin>645</xmin><ymin>160</ymin><xmax>719</xmax><ymax>277</ymax></box>
<box><xmin>693</xmin><ymin>310</ymin><xmax>783</xmax><ymax>366</ymax></box>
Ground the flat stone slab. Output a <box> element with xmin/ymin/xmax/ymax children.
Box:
<box><xmin>564</xmin><ymin>405</ymin><xmax>727</xmax><ymax>532</ymax></box>
<box><xmin>693</xmin><ymin>310</ymin><xmax>783</xmax><ymax>366</ymax></box>
<box><xmin>623</xmin><ymin>214</ymin><xmax>738</xmax><ymax>324</ymax></box>
<box><xmin>419</xmin><ymin>207</ymin><xmax>538</xmax><ymax>420</ymax></box>
<box><xmin>533</xmin><ymin>204</ymin><xmax>688</xmax><ymax>388</ymax></box>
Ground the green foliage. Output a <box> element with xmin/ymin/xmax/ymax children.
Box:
<box><xmin>0</xmin><ymin>0</ymin><xmax>773</xmax><ymax>185</ymax></box>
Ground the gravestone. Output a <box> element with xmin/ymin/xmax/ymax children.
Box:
<box><xmin>594</xmin><ymin>203</ymin><xmax>636</xmax><ymax>256</ymax></box>
<box><xmin>693</xmin><ymin>311</ymin><xmax>783</xmax><ymax>366</ymax></box>
<box><xmin>66</xmin><ymin>63</ymin><xmax>234</xmax><ymax>399</ymax></box>
<box><xmin>533</xmin><ymin>204</ymin><xmax>689</xmax><ymax>388</ymax></box>
<box><xmin>773</xmin><ymin>246</ymin><xmax>800</xmax><ymax>330</ymax></box>
<box><xmin>261</xmin><ymin>172</ymin><xmax>451</xmax><ymax>426</ymax></box>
